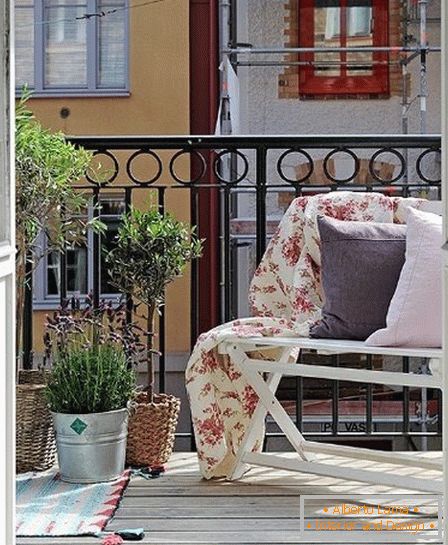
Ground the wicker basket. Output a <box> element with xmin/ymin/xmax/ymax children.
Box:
<box><xmin>16</xmin><ymin>370</ymin><xmax>57</xmax><ymax>473</ymax></box>
<box><xmin>126</xmin><ymin>393</ymin><xmax>180</xmax><ymax>467</ymax></box>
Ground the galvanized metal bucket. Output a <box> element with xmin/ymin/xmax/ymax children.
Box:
<box><xmin>52</xmin><ymin>408</ymin><xmax>128</xmax><ymax>483</ymax></box>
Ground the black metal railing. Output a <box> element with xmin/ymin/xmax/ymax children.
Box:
<box><xmin>23</xmin><ymin>134</ymin><xmax>442</xmax><ymax>449</ymax></box>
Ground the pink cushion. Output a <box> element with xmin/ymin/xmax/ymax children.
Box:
<box><xmin>365</xmin><ymin>207</ymin><xmax>442</xmax><ymax>348</ymax></box>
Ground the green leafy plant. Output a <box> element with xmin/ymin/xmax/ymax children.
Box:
<box><xmin>15</xmin><ymin>91</ymin><xmax>105</xmax><ymax>365</ymax></box>
<box><xmin>105</xmin><ymin>207</ymin><xmax>203</xmax><ymax>399</ymax></box>
<box><xmin>44</xmin><ymin>298</ymin><xmax>139</xmax><ymax>414</ymax></box>
<box><xmin>45</xmin><ymin>345</ymin><xmax>135</xmax><ymax>414</ymax></box>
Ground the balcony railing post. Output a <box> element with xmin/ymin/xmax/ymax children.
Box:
<box><xmin>124</xmin><ymin>187</ymin><xmax>133</xmax><ymax>326</ymax></box>
<box><xmin>60</xmin><ymin>251</ymin><xmax>67</xmax><ymax>306</ymax></box>
<box><xmin>255</xmin><ymin>146</ymin><xmax>267</xmax><ymax>264</ymax></box>
<box><xmin>158</xmin><ymin>186</ymin><xmax>166</xmax><ymax>394</ymax></box>
<box><xmin>92</xmin><ymin>186</ymin><xmax>100</xmax><ymax>308</ymax></box>
<box><xmin>190</xmin><ymin>185</ymin><xmax>200</xmax><ymax>452</ymax></box>
<box><xmin>22</xmin><ymin>257</ymin><xmax>33</xmax><ymax>369</ymax></box>
<box><xmin>223</xmin><ymin>186</ymin><xmax>232</xmax><ymax>322</ymax></box>
<box><xmin>190</xmin><ymin>186</ymin><xmax>200</xmax><ymax>348</ymax></box>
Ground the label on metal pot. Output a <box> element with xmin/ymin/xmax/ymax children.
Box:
<box><xmin>70</xmin><ymin>418</ymin><xmax>88</xmax><ymax>435</ymax></box>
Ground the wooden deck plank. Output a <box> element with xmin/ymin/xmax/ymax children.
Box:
<box><xmin>17</xmin><ymin>452</ymin><xmax>442</xmax><ymax>545</ymax></box>
<box><xmin>121</xmin><ymin>496</ymin><xmax>299</xmax><ymax>508</ymax></box>
<box><xmin>114</xmin><ymin>507</ymin><xmax>437</xmax><ymax>519</ymax></box>
<box><xmin>15</xmin><ymin>532</ymin><xmax>442</xmax><ymax>543</ymax></box>
<box><xmin>17</xmin><ymin>536</ymin><xmax>427</xmax><ymax>545</ymax></box>
<box><xmin>108</xmin><ymin>517</ymin><xmax>436</xmax><ymax>531</ymax></box>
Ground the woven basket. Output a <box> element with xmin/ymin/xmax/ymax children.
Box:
<box><xmin>16</xmin><ymin>370</ymin><xmax>57</xmax><ymax>473</ymax></box>
<box><xmin>126</xmin><ymin>393</ymin><xmax>180</xmax><ymax>467</ymax></box>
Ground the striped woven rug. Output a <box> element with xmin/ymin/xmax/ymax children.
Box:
<box><xmin>16</xmin><ymin>470</ymin><xmax>130</xmax><ymax>537</ymax></box>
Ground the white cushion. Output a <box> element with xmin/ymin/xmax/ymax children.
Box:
<box><xmin>366</xmin><ymin>207</ymin><xmax>442</xmax><ymax>348</ymax></box>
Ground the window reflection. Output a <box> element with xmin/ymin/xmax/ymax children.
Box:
<box><xmin>313</xmin><ymin>0</ymin><xmax>374</xmax><ymax>77</ymax></box>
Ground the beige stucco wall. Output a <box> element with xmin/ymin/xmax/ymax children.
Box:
<box><xmin>28</xmin><ymin>0</ymin><xmax>192</xmax><ymax>355</ymax></box>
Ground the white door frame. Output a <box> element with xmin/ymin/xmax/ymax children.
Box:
<box><xmin>442</xmin><ymin>0</ymin><xmax>448</xmax><ymax>543</ymax></box>
<box><xmin>0</xmin><ymin>0</ymin><xmax>15</xmax><ymax>543</ymax></box>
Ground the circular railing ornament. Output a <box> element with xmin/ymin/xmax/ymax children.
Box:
<box><xmin>323</xmin><ymin>147</ymin><xmax>360</xmax><ymax>185</ymax></box>
<box><xmin>368</xmin><ymin>148</ymin><xmax>406</xmax><ymax>185</ymax></box>
<box><xmin>85</xmin><ymin>150</ymin><xmax>119</xmax><ymax>186</ymax></box>
<box><xmin>213</xmin><ymin>149</ymin><xmax>249</xmax><ymax>185</ymax></box>
<box><xmin>126</xmin><ymin>149</ymin><xmax>163</xmax><ymax>186</ymax></box>
<box><xmin>169</xmin><ymin>149</ymin><xmax>207</xmax><ymax>185</ymax></box>
<box><xmin>416</xmin><ymin>148</ymin><xmax>441</xmax><ymax>185</ymax></box>
<box><xmin>276</xmin><ymin>149</ymin><xmax>314</xmax><ymax>184</ymax></box>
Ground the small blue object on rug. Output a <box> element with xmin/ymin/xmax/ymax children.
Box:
<box><xmin>16</xmin><ymin>469</ymin><xmax>130</xmax><ymax>537</ymax></box>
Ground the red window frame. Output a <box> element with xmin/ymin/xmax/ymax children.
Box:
<box><xmin>299</xmin><ymin>0</ymin><xmax>389</xmax><ymax>96</ymax></box>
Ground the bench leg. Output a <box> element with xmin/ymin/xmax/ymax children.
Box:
<box><xmin>228</xmin><ymin>346</ymin><xmax>296</xmax><ymax>480</ymax></box>
<box><xmin>227</xmin><ymin>344</ymin><xmax>309</xmax><ymax>471</ymax></box>
<box><xmin>228</xmin><ymin>372</ymin><xmax>283</xmax><ymax>480</ymax></box>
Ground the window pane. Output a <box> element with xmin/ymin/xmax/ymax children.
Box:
<box><xmin>46</xmin><ymin>247</ymin><xmax>88</xmax><ymax>295</ymax></box>
<box><xmin>67</xmin><ymin>245</ymin><xmax>88</xmax><ymax>293</ymax></box>
<box><xmin>15</xmin><ymin>4</ymin><xmax>34</xmax><ymax>88</ymax></box>
<box><xmin>314</xmin><ymin>0</ymin><xmax>341</xmax><ymax>77</ymax></box>
<box><xmin>98</xmin><ymin>0</ymin><xmax>126</xmax><ymax>88</ymax></box>
<box><xmin>346</xmin><ymin>1</ymin><xmax>373</xmax><ymax>76</ymax></box>
<box><xmin>44</xmin><ymin>0</ymin><xmax>87</xmax><ymax>87</ymax></box>
<box><xmin>100</xmin><ymin>197</ymin><xmax>125</xmax><ymax>294</ymax></box>
<box><xmin>47</xmin><ymin>252</ymin><xmax>60</xmax><ymax>295</ymax></box>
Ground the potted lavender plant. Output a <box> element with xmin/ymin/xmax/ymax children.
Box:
<box><xmin>44</xmin><ymin>299</ymin><xmax>142</xmax><ymax>482</ymax></box>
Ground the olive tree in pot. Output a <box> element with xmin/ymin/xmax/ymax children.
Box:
<box><xmin>106</xmin><ymin>207</ymin><xmax>203</xmax><ymax>467</ymax></box>
<box><xmin>16</xmin><ymin>93</ymin><xmax>103</xmax><ymax>368</ymax></box>
<box><xmin>44</xmin><ymin>299</ymin><xmax>141</xmax><ymax>482</ymax></box>
<box><xmin>15</xmin><ymin>93</ymin><xmax>104</xmax><ymax>474</ymax></box>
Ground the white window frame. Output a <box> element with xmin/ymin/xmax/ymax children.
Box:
<box><xmin>33</xmin><ymin>194</ymin><xmax>125</xmax><ymax>309</ymax></box>
<box><xmin>16</xmin><ymin>0</ymin><xmax>129</xmax><ymax>97</ymax></box>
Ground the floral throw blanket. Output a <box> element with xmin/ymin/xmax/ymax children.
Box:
<box><xmin>185</xmin><ymin>191</ymin><xmax>423</xmax><ymax>479</ymax></box>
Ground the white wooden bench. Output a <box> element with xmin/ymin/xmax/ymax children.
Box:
<box><xmin>221</xmin><ymin>200</ymin><xmax>444</xmax><ymax>494</ymax></box>
<box><xmin>221</xmin><ymin>337</ymin><xmax>443</xmax><ymax>493</ymax></box>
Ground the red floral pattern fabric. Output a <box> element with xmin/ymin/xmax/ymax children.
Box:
<box><xmin>186</xmin><ymin>192</ymin><xmax>423</xmax><ymax>479</ymax></box>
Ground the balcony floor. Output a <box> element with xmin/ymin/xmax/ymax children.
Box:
<box><xmin>17</xmin><ymin>451</ymin><xmax>441</xmax><ymax>545</ymax></box>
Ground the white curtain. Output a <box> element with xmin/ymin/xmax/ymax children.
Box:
<box><xmin>325</xmin><ymin>5</ymin><xmax>372</xmax><ymax>39</ymax></box>
<box><xmin>325</xmin><ymin>7</ymin><xmax>340</xmax><ymax>39</ymax></box>
<box><xmin>348</xmin><ymin>6</ymin><xmax>372</xmax><ymax>36</ymax></box>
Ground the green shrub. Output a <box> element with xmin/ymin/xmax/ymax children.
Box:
<box><xmin>46</xmin><ymin>345</ymin><xmax>135</xmax><ymax>414</ymax></box>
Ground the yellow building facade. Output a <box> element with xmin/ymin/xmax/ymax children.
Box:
<box><xmin>20</xmin><ymin>0</ymin><xmax>193</xmax><ymax>356</ymax></box>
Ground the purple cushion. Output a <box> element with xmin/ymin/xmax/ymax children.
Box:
<box><xmin>310</xmin><ymin>216</ymin><xmax>406</xmax><ymax>340</ymax></box>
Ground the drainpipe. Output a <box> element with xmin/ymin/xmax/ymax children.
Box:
<box><xmin>219</xmin><ymin>0</ymin><xmax>232</xmax><ymax>135</ymax></box>
<box><xmin>401</xmin><ymin>0</ymin><xmax>409</xmax><ymax>183</ymax></box>
<box><xmin>189</xmin><ymin>0</ymin><xmax>220</xmax><ymax>334</ymax></box>
<box><xmin>419</xmin><ymin>0</ymin><xmax>428</xmax><ymax>134</ymax></box>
